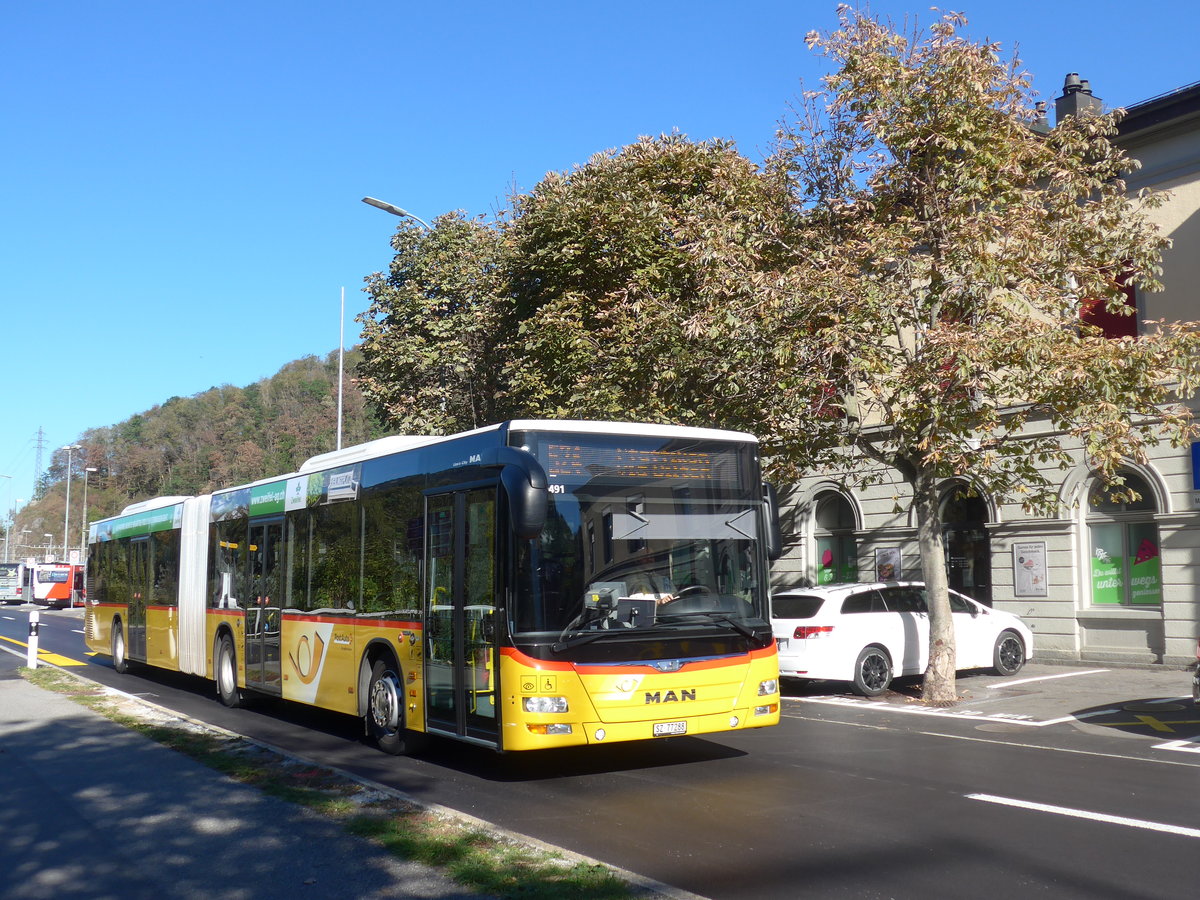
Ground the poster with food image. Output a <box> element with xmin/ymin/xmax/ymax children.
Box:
<box><xmin>1013</xmin><ymin>542</ymin><xmax>1047</xmax><ymax>598</ymax></box>
<box><xmin>875</xmin><ymin>547</ymin><xmax>901</xmax><ymax>581</ymax></box>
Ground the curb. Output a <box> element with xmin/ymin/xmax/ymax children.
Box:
<box><xmin>3</xmin><ymin>642</ymin><xmax>704</xmax><ymax>900</ymax></box>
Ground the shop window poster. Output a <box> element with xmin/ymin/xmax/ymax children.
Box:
<box><xmin>1012</xmin><ymin>542</ymin><xmax>1047</xmax><ymax>598</ymax></box>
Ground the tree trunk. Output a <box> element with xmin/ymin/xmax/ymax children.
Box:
<box><xmin>913</xmin><ymin>461</ymin><xmax>958</xmax><ymax>706</ymax></box>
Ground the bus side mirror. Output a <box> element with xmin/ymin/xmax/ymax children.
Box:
<box><xmin>763</xmin><ymin>482</ymin><xmax>783</xmax><ymax>561</ymax></box>
<box><xmin>482</xmin><ymin>447</ymin><xmax>549</xmax><ymax>540</ymax></box>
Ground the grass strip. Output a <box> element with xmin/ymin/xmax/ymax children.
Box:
<box><xmin>22</xmin><ymin>666</ymin><xmax>638</xmax><ymax>899</ymax></box>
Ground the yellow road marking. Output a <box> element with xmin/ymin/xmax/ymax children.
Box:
<box><xmin>1094</xmin><ymin>714</ymin><xmax>1200</xmax><ymax>734</ymax></box>
<box><xmin>0</xmin><ymin>634</ymin><xmax>88</xmax><ymax>667</ymax></box>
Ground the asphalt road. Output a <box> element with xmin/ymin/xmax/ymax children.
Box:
<box><xmin>3</xmin><ymin>605</ymin><xmax>1197</xmax><ymax>899</ymax></box>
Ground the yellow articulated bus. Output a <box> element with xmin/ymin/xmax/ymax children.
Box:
<box><xmin>85</xmin><ymin>420</ymin><xmax>781</xmax><ymax>754</ymax></box>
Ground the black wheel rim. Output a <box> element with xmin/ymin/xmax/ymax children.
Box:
<box><xmin>999</xmin><ymin>637</ymin><xmax>1021</xmax><ymax>671</ymax></box>
<box><xmin>861</xmin><ymin>654</ymin><xmax>889</xmax><ymax>691</ymax></box>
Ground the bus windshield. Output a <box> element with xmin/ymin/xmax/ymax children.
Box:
<box><xmin>509</xmin><ymin>430</ymin><xmax>769</xmax><ymax>643</ymax></box>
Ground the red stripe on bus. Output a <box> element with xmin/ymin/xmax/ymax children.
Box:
<box><xmin>501</xmin><ymin>643</ymin><xmax>769</xmax><ymax>674</ymax></box>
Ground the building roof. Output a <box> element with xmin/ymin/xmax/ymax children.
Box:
<box><xmin>1119</xmin><ymin>80</ymin><xmax>1200</xmax><ymax>139</ymax></box>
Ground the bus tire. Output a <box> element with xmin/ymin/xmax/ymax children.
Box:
<box><xmin>215</xmin><ymin>634</ymin><xmax>243</xmax><ymax>709</ymax></box>
<box><xmin>111</xmin><ymin>621</ymin><xmax>129</xmax><ymax>675</ymax></box>
<box><xmin>366</xmin><ymin>659</ymin><xmax>408</xmax><ymax>755</ymax></box>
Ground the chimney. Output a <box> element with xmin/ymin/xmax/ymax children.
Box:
<box><xmin>1055</xmin><ymin>73</ymin><xmax>1104</xmax><ymax>126</ymax></box>
<box><xmin>1029</xmin><ymin>100</ymin><xmax>1051</xmax><ymax>135</ymax></box>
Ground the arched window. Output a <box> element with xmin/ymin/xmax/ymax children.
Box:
<box><xmin>1087</xmin><ymin>471</ymin><xmax>1161</xmax><ymax>607</ymax></box>
<box><xmin>940</xmin><ymin>486</ymin><xmax>992</xmax><ymax>605</ymax></box>
<box><xmin>814</xmin><ymin>492</ymin><xmax>857</xmax><ymax>585</ymax></box>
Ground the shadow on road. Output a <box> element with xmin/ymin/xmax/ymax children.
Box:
<box><xmin>1072</xmin><ymin>695</ymin><xmax>1200</xmax><ymax>740</ymax></box>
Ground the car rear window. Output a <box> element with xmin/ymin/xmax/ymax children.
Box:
<box><xmin>772</xmin><ymin>594</ymin><xmax>825</xmax><ymax>619</ymax></box>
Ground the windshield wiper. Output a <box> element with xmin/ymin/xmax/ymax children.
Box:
<box><xmin>656</xmin><ymin>611</ymin><xmax>759</xmax><ymax>641</ymax></box>
<box><xmin>550</xmin><ymin>626</ymin><xmax>668</xmax><ymax>653</ymax></box>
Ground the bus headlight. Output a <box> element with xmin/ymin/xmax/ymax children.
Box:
<box><xmin>523</xmin><ymin>696</ymin><xmax>569</xmax><ymax>714</ymax></box>
<box><xmin>758</xmin><ymin>678</ymin><xmax>779</xmax><ymax>696</ymax></box>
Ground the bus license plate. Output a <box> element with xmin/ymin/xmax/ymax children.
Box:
<box><xmin>654</xmin><ymin>720</ymin><xmax>687</xmax><ymax>737</ymax></box>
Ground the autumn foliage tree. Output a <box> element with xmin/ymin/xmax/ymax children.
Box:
<box><xmin>356</xmin><ymin>212</ymin><xmax>509</xmax><ymax>435</ymax></box>
<box><xmin>761</xmin><ymin>9</ymin><xmax>1200</xmax><ymax>703</ymax></box>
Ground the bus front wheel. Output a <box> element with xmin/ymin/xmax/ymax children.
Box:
<box><xmin>216</xmin><ymin>635</ymin><xmax>243</xmax><ymax>709</ymax></box>
<box><xmin>366</xmin><ymin>659</ymin><xmax>408</xmax><ymax>755</ymax></box>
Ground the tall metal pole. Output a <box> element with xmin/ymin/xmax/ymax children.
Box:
<box><xmin>61</xmin><ymin>445</ymin><xmax>81</xmax><ymax>562</ymax></box>
<box><xmin>337</xmin><ymin>287</ymin><xmax>345</xmax><ymax>450</ymax></box>
<box><xmin>80</xmin><ymin>467</ymin><xmax>97</xmax><ymax>556</ymax></box>
<box><xmin>0</xmin><ymin>474</ymin><xmax>10</xmax><ymax>563</ymax></box>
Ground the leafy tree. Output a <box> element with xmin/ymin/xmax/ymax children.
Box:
<box><xmin>502</xmin><ymin>133</ymin><xmax>787</xmax><ymax>428</ymax></box>
<box><xmin>356</xmin><ymin>212</ymin><xmax>508</xmax><ymax>434</ymax></box>
<box><xmin>763</xmin><ymin>9</ymin><xmax>1200</xmax><ymax>703</ymax></box>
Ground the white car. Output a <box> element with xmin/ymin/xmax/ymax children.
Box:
<box><xmin>771</xmin><ymin>581</ymin><xmax>1033</xmax><ymax>696</ymax></box>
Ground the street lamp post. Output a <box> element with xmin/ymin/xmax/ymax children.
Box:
<box><xmin>81</xmin><ymin>467</ymin><xmax>97</xmax><ymax>556</ymax></box>
<box><xmin>359</xmin><ymin>197</ymin><xmax>434</xmax><ymax>452</ymax></box>
<box><xmin>61</xmin><ymin>445</ymin><xmax>82</xmax><ymax>562</ymax></box>
<box><xmin>0</xmin><ymin>474</ymin><xmax>10</xmax><ymax>563</ymax></box>
<box><xmin>361</xmin><ymin>196</ymin><xmax>432</xmax><ymax>229</ymax></box>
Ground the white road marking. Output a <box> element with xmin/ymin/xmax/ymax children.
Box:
<box><xmin>967</xmin><ymin>793</ymin><xmax>1200</xmax><ymax>839</ymax></box>
<box><xmin>1153</xmin><ymin>739</ymin><xmax>1200</xmax><ymax>754</ymax></box>
<box><xmin>988</xmin><ymin>669</ymin><xmax>1109</xmax><ymax>689</ymax></box>
<box><xmin>784</xmin><ymin>694</ymin><xmax>1178</xmax><ymax>729</ymax></box>
<box><xmin>785</xmin><ymin>695</ymin><xmax>1051</xmax><ymax>726</ymax></box>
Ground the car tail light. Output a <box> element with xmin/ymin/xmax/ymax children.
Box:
<box><xmin>794</xmin><ymin>625</ymin><xmax>834</xmax><ymax>639</ymax></box>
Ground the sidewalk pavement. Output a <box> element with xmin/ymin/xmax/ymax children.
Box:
<box><xmin>936</xmin><ymin>660</ymin><xmax>1196</xmax><ymax>723</ymax></box>
<box><xmin>788</xmin><ymin>659</ymin><xmax>1200</xmax><ymax>741</ymax></box>
<box><xmin>0</xmin><ymin>648</ymin><xmax>482</xmax><ymax>900</ymax></box>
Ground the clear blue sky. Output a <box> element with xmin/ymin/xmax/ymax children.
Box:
<box><xmin>3</xmin><ymin>0</ymin><xmax>1197</xmax><ymax>512</ymax></box>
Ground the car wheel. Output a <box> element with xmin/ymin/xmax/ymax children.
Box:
<box><xmin>216</xmin><ymin>634</ymin><xmax>243</xmax><ymax>708</ymax></box>
<box><xmin>111</xmin><ymin>621</ymin><xmax>129</xmax><ymax>675</ymax></box>
<box><xmin>366</xmin><ymin>659</ymin><xmax>409</xmax><ymax>755</ymax></box>
<box><xmin>992</xmin><ymin>630</ymin><xmax>1026</xmax><ymax>677</ymax></box>
<box><xmin>852</xmin><ymin>646</ymin><xmax>892</xmax><ymax>697</ymax></box>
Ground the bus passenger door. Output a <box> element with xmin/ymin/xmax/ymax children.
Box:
<box><xmin>246</xmin><ymin>519</ymin><xmax>284</xmax><ymax>694</ymax></box>
<box><xmin>128</xmin><ymin>538</ymin><xmax>150</xmax><ymax>661</ymax></box>
<box><xmin>424</xmin><ymin>488</ymin><xmax>500</xmax><ymax>747</ymax></box>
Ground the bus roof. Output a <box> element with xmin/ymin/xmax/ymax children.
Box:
<box><xmin>119</xmin><ymin>496</ymin><xmax>192</xmax><ymax>517</ymax></box>
<box><xmin>297</xmin><ymin>420</ymin><xmax>759</xmax><ymax>474</ymax></box>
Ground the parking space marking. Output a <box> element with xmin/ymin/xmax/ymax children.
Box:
<box><xmin>967</xmin><ymin>793</ymin><xmax>1200</xmax><ymax>839</ymax></box>
<box><xmin>1153</xmin><ymin>739</ymin><xmax>1200</xmax><ymax>754</ymax></box>
<box><xmin>785</xmin><ymin>694</ymin><xmax>1054</xmax><ymax>726</ymax></box>
<box><xmin>987</xmin><ymin>669</ymin><xmax>1109</xmax><ymax>689</ymax></box>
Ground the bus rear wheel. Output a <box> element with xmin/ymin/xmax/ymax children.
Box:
<box><xmin>111</xmin><ymin>622</ymin><xmax>129</xmax><ymax>675</ymax></box>
<box><xmin>216</xmin><ymin>634</ymin><xmax>243</xmax><ymax>709</ymax></box>
<box><xmin>367</xmin><ymin>659</ymin><xmax>408</xmax><ymax>755</ymax></box>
